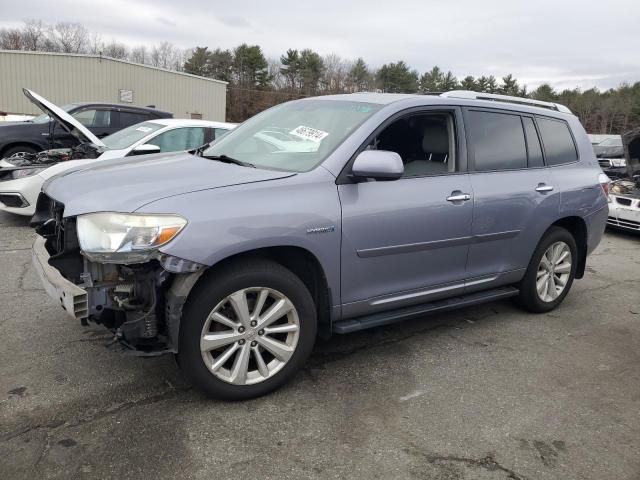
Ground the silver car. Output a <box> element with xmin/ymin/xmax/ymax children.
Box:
<box><xmin>32</xmin><ymin>91</ymin><xmax>609</xmax><ymax>399</ymax></box>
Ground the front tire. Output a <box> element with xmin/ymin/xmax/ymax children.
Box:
<box><xmin>178</xmin><ymin>259</ymin><xmax>317</xmax><ymax>400</ymax></box>
<box><xmin>518</xmin><ymin>227</ymin><xmax>578</xmax><ymax>313</ymax></box>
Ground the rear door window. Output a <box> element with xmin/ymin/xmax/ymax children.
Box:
<box><xmin>119</xmin><ymin>111</ymin><xmax>151</xmax><ymax>128</ymax></box>
<box><xmin>147</xmin><ymin>127</ymin><xmax>206</xmax><ymax>152</ymax></box>
<box><xmin>467</xmin><ymin>110</ymin><xmax>527</xmax><ymax>171</ymax></box>
<box><xmin>522</xmin><ymin>117</ymin><xmax>544</xmax><ymax>168</ymax></box>
<box><xmin>536</xmin><ymin>117</ymin><xmax>578</xmax><ymax>165</ymax></box>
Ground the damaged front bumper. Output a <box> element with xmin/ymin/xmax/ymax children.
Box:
<box><xmin>31</xmin><ymin>194</ymin><xmax>205</xmax><ymax>356</ymax></box>
<box><xmin>33</xmin><ymin>236</ymin><xmax>89</xmax><ymax>320</ymax></box>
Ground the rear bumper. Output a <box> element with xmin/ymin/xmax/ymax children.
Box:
<box><xmin>32</xmin><ymin>236</ymin><xmax>88</xmax><ymax>320</ymax></box>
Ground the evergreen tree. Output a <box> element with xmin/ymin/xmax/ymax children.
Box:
<box><xmin>209</xmin><ymin>48</ymin><xmax>233</xmax><ymax>82</ymax></box>
<box><xmin>280</xmin><ymin>49</ymin><xmax>301</xmax><ymax>90</ymax></box>
<box><xmin>298</xmin><ymin>49</ymin><xmax>325</xmax><ymax>95</ymax></box>
<box><xmin>348</xmin><ymin>57</ymin><xmax>370</xmax><ymax>92</ymax></box>
<box><xmin>183</xmin><ymin>46</ymin><xmax>212</xmax><ymax>77</ymax></box>
<box><xmin>419</xmin><ymin>66</ymin><xmax>443</xmax><ymax>93</ymax></box>
<box><xmin>460</xmin><ymin>75</ymin><xmax>477</xmax><ymax>91</ymax></box>
<box><xmin>377</xmin><ymin>61</ymin><xmax>419</xmax><ymax>93</ymax></box>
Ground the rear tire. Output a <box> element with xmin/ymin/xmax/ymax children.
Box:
<box><xmin>177</xmin><ymin>259</ymin><xmax>317</xmax><ymax>400</ymax></box>
<box><xmin>2</xmin><ymin>145</ymin><xmax>39</xmax><ymax>159</ymax></box>
<box><xmin>518</xmin><ymin>227</ymin><xmax>578</xmax><ymax>313</ymax></box>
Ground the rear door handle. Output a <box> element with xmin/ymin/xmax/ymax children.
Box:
<box><xmin>535</xmin><ymin>184</ymin><xmax>554</xmax><ymax>193</ymax></box>
<box><xmin>446</xmin><ymin>192</ymin><xmax>472</xmax><ymax>202</ymax></box>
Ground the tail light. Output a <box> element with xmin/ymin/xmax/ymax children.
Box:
<box><xmin>598</xmin><ymin>173</ymin><xmax>611</xmax><ymax>198</ymax></box>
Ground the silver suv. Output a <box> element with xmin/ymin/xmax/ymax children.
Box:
<box><xmin>32</xmin><ymin>91</ymin><xmax>609</xmax><ymax>399</ymax></box>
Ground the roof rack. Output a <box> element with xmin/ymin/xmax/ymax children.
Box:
<box><xmin>440</xmin><ymin>90</ymin><xmax>572</xmax><ymax>114</ymax></box>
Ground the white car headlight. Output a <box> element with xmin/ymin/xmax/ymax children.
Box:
<box><xmin>77</xmin><ymin>212</ymin><xmax>187</xmax><ymax>263</ymax></box>
<box><xmin>12</xmin><ymin>167</ymin><xmax>46</xmax><ymax>179</ymax></box>
<box><xmin>610</xmin><ymin>158</ymin><xmax>626</xmax><ymax>167</ymax></box>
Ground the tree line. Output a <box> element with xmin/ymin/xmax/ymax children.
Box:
<box><xmin>0</xmin><ymin>20</ymin><xmax>188</xmax><ymax>70</ymax></box>
<box><xmin>2</xmin><ymin>20</ymin><xmax>639</xmax><ymax>132</ymax></box>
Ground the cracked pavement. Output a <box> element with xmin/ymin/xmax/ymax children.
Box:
<box><xmin>1</xmin><ymin>210</ymin><xmax>639</xmax><ymax>480</ymax></box>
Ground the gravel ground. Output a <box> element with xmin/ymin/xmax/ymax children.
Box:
<box><xmin>0</xmin><ymin>210</ymin><xmax>639</xmax><ymax>480</ymax></box>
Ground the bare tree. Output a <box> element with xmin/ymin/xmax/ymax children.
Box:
<box><xmin>150</xmin><ymin>41</ymin><xmax>179</xmax><ymax>69</ymax></box>
<box><xmin>49</xmin><ymin>22</ymin><xmax>88</xmax><ymax>53</ymax></box>
<box><xmin>130</xmin><ymin>46</ymin><xmax>148</xmax><ymax>64</ymax></box>
<box><xmin>22</xmin><ymin>20</ymin><xmax>46</xmax><ymax>50</ymax></box>
<box><xmin>0</xmin><ymin>28</ymin><xmax>24</xmax><ymax>50</ymax></box>
<box><xmin>87</xmin><ymin>32</ymin><xmax>103</xmax><ymax>54</ymax></box>
<box><xmin>322</xmin><ymin>53</ymin><xmax>350</xmax><ymax>93</ymax></box>
<box><xmin>268</xmin><ymin>58</ymin><xmax>286</xmax><ymax>90</ymax></box>
<box><xmin>102</xmin><ymin>40</ymin><xmax>129</xmax><ymax>60</ymax></box>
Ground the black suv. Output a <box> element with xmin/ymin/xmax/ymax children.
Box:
<box><xmin>0</xmin><ymin>100</ymin><xmax>172</xmax><ymax>158</ymax></box>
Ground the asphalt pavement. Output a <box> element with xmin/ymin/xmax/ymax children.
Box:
<box><xmin>1</xmin><ymin>210</ymin><xmax>639</xmax><ymax>480</ymax></box>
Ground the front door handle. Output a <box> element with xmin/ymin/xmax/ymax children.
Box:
<box><xmin>446</xmin><ymin>192</ymin><xmax>472</xmax><ymax>202</ymax></box>
<box><xmin>535</xmin><ymin>184</ymin><xmax>554</xmax><ymax>193</ymax></box>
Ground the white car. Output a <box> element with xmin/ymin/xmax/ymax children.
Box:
<box><xmin>607</xmin><ymin>178</ymin><xmax>640</xmax><ymax>233</ymax></box>
<box><xmin>0</xmin><ymin>91</ymin><xmax>235</xmax><ymax>216</ymax></box>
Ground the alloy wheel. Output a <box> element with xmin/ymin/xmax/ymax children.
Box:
<box><xmin>536</xmin><ymin>241</ymin><xmax>572</xmax><ymax>302</ymax></box>
<box><xmin>200</xmin><ymin>287</ymin><xmax>300</xmax><ymax>385</ymax></box>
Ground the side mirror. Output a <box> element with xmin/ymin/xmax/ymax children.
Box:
<box><xmin>130</xmin><ymin>144</ymin><xmax>161</xmax><ymax>156</ymax></box>
<box><xmin>351</xmin><ymin>150</ymin><xmax>404</xmax><ymax>181</ymax></box>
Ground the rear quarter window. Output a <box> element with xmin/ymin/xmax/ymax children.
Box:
<box><xmin>536</xmin><ymin>117</ymin><xmax>578</xmax><ymax>165</ymax></box>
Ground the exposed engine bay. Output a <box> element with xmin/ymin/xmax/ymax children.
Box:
<box><xmin>611</xmin><ymin>176</ymin><xmax>640</xmax><ymax>198</ymax></box>
<box><xmin>6</xmin><ymin>143</ymin><xmax>103</xmax><ymax>167</ymax></box>
<box><xmin>0</xmin><ymin>143</ymin><xmax>103</xmax><ymax>183</ymax></box>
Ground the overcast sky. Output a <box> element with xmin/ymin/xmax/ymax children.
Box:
<box><xmin>2</xmin><ymin>0</ymin><xmax>639</xmax><ymax>91</ymax></box>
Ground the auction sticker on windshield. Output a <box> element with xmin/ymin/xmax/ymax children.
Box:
<box><xmin>289</xmin><ymin>126</ymin><xmax>329</xmax><ymax>143</ymax></box>
<box><xmin>136</xmin><ymin>126</ymin><xmax>153</xmax><ymax>133</ymax></box>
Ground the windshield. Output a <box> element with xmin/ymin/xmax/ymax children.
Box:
<box><xmin>599</xmin><ymin>138</ymin><xmax>622</xmax><ymax>146</ymax></box>
<box><xmin>102</xmin><ymin>122</ymin><xmax>164</xmax><ymax>150</ymax></box>
<box><xmin>202</xmin><ymin>99</ymin><xmax>382</xmax><ymax>172</ymax></box>
<box><xmin>30</xmin><ymin>104</ymin><xmax>77</xmax><ymax>124</ymax></box>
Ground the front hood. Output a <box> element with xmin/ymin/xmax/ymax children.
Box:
<box><xmin>622</xmin><ymin>128</ymin><xmax>640</xmax><ymax>178</ymax></box>
<box><xmin>23</xmin><ymin>89</ymin><xmax>105</xmax><ymax>148</ymax></box>
<box><xmin>44</xmin><ymin>151</ymin><xmax>295</xmax><ymax>216</ymax></box>
<box><xmin>594</xmin><ymin>145</ymin><xmax>624</xmax><ymax>158</ymax></box>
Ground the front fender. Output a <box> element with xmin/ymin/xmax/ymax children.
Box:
<box><xmin>140</xmin><ymin>168</ymin><xmax>342</xmax><ymax>305</ymax></box>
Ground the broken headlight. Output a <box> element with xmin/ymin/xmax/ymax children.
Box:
<box><xmin>77</xmin><ymin>212</ymin><xmax>187</xmax><ymax>263</ymax></box>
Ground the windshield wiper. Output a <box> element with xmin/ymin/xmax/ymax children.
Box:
<box><xmin>192</xmin><ymin>142</ymin><xmax>211</xmax><ymax>157</ymax></box>
<box><xmin>202</xmin><ymin>154</ymin><xmax>255</xmax><ymax>168</ymax></box>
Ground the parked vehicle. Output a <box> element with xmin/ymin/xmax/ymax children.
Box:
<box><xmin>32</xmin><ymin>91</ymin><xmax>608</xmax><ymax>400</ymax></box>
<box><xmin>0</xmin><ymin>88</ymin><xmax>172</xmax><ymax>158</ymax></box>
<box><xmin>593</xmin><ymin>136</ymin><xmax>624</xmax><ymax>159</ymax></box>
<box><xmin>593</xmin><ymin>136</ymin><xmax>628</xmax><ymax>179</ymax></box>
<box><xmin>0</xmin><ymin>90</ymin><xmax>235</xmax><ymax>216</ymax></box>
<box><xmin>606</xmin><ymin>128</ymin><xmax>640</xmax><ymax>233</ymax></box>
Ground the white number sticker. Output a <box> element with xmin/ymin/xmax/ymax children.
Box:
<box><xmin>289</xmin><ymin>125</ymin><xmax>329</xmax><ymax>143</ymax></box>
<box><xmin>136</xmin><ymin>126</ymin><xmax>153</xmax><ymax>133</ymax></box>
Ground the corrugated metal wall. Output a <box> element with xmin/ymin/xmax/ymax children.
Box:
<box><xmin>0</xmin><ymin>51</ymin><xmax>227</xmax><ymax>121</ymax></box>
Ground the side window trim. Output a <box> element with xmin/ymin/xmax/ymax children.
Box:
<box><xmin>463</xmin><ymin>107</ymin><xmax>529</xmax><ymax>173</ymax></box>
<box><xmin>521</xmin><ymin>114</ymin><xmax>546</xmax><ymax>168</ymax></box>
<box><xmin>335</xmin><ymin>105</ymin><xmax>467</xmax><ymax>185</ymax></box>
